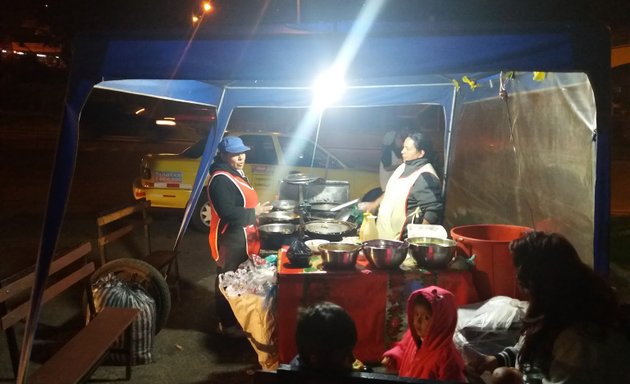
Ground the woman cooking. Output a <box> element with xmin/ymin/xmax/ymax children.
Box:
<box><xmin>361</xmin><ymin>132</ymin><xmax>443</xmax><ymax>240</ymax></box>
<box><xmin>208</xmin><ymin>135</ymin><xmax>272</xmax><ymax>337</ymax></box>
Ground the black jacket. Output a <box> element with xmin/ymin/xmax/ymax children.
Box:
<box><xmin>400</xmin><ymin>157</ymin><xmax>443</xmax><ymax>224</ymax></box>
<box><xmin>208</xmin><ymin>161</ymin><xmax>256</xmax><ymax>228</ymax></box>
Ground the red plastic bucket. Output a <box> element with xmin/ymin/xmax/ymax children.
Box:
<box><xmin>450</xmin><ymin>224</ymin><xmax>533</xmax><ymax>301</ymax></box>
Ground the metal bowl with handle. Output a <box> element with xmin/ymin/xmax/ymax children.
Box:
<box><xmin>258</xmin><ymin>211</ymin><xmax>300</xmax><ymax>225</ymax></box>
<box><xmin>304</xmin><ymin>220</ymin><xmax>357</xmax><ymax>242</ymax></box>
<box><xmin>406</xmin><ymin>237</ymin><xmax>457</xmax><ymax>270</ymax></box>
<box><xmin>259</xmin><ymin>223</ymin><xmax>299</xmax><ymax>250</ymax></box>
<box><xmin>318</xmin><ymin>242</ymin><xmax>361</xmax><ymax>270</ymax></box>
<box><xmin>272</xmin><ymin>199</ymin><xmax>298</xmax><ymax>211</ymax></box>
<box><xmin>362</xmin><ymin>239</ymin><xmax>409</xmax><ymax>269</ymax></box>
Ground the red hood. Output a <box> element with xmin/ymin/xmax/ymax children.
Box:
<box><xmin>406</xmin><ymin>286</ymin><xmax>458</xmax><ymax>351</ymax></box>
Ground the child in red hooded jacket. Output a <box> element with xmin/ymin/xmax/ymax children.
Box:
<box><xmin>382</xmin><ymin>286</ymin><xmax>466</xmax><ymax>381</ymax></box>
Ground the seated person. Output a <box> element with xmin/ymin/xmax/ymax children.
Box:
<box><xmin>291</xmin><ymin>301</ymin><xmax>358</xmax><ymax>373</ymax></box>
<box><xmin>382</xmin><ymin>286</ymin><xmax>466</xmax><ymax>381</ymax></box>
<box><xmin>465</xmin><ymin>231</ymin><xmax>630</xmax><ymax>384</ymax></box>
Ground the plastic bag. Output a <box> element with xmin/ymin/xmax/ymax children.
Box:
<box><xmin>92</xmin><ymin>273</ymin><xmax>156</xmax><ymax>365</ymax></box>
<box><xmin>406</xmin><ymin>224</ymin><xmax>448</xmax><ymax>239</ymax></box>
<box><xmin>461</xmin><ymin>296</ymin><xmax>529</xmax><ymax>330</ymax></box>
<box><xmin>219</xmin><ymin>259</ymin><xmax>279</xmax><ymax>370</ymax></box>
<box><xmin>287</xmin><ymin>239</ymin><xmax>312</xmax><ymax>267</ymax></box>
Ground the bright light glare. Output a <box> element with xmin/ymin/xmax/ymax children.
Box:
<box><xmin>135</xmin><ymin>108</ymin><xmax>146</xmax><ymax>115</ymax></box>
<box><xmin>156</xmin><ymin>118</ymin><xmax>176</xmax><ymax>126</ymax></box>
<box><xmin>192</xmin><ymin>15</ymin><xmax>199</xmax><ymax>23</ymax></box>
<box><xmin>203</xmin><ymin>2</ymin><xmax>213</xmax><ymax>12</ymax></box>
<box><xmin>312</xmin><ymin>68</ymin><xmax>346</xmax><ymax>109</ymax></box>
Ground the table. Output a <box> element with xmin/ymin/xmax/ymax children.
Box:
<box><xmin>276</xmin><ymin>248</ymin><xmax>479</xmax><ymax>364</ymax></box>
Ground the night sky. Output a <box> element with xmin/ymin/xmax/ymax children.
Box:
<box><xmin>3</xmin><ymin>0</ymin><xmax>629</xmax><ymax>42</ymax></box>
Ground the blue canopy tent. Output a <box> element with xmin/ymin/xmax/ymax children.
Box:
<box><xmin>95</xmin><ymin>77</ymin><xmax>459</xmax><ymax>247</ymax></box>
<box><xmin>18</xmin><ymin>21</ymin><xmax>610</xmax><ymax>382</ymax></box>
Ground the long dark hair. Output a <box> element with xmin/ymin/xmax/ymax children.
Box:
<box><xmin>510</xmin><ymin>231</ymin><xmax>619</xmax><ymax>375</ymax></box>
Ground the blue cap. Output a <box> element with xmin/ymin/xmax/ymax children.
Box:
<box><xmin>218</xmin><ymin>136</ymin><xmax>251</xmax><ymax>154</ymax></box>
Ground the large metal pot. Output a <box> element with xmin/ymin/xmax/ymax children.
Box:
<box><xmin>304</xmin><ymin>220</ymin><xmax>357</xmax><ymax>242</ymax></box>
<box><xmin>406</xmin><ymin>237</ymin><xmax>457</xmax><ymax>270</ymax></box>
<box><xmin>259</xmin><ymin>223</ymin><xmax>299</xmax><ymax>251</ymax></box>
<box><xmin>258</xmin><ymin>211</ymin><xmax>300</xmax><ymax>225</ymax></box>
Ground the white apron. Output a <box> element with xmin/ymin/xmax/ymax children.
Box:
<box><xmin>377</xmin><ymin>162</ymin><xmax>437</xmax><ymax>240</ymax></box>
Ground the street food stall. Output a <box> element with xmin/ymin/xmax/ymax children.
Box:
<box><xmin>275</xmin><ymin>245</ymin><xmax>478</xmax><ymax>363</ymax></box>
<box><xmin>27</xmin><ymin>20</ymin><xmax>611</xmax><ymax>376</ymax></box>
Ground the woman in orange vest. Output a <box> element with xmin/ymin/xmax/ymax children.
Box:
<box><xmin>208</xmin><ymin>136</ymin><xmax>272</xmax><ymax>336</ymax></box>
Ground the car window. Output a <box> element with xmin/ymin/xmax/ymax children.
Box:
<box><xmin>181</xmin><ymin>138</ymin><xmax>207</xmax><ymax>158</ymax></box>
<box><xmin>277</xmin><ymin>136</ymin><xmax>315</xmax><ymax>167</ymax></box>
<box><xmin>240</xmin><ymin>135</ymin><xmax>277</xmax><ymax>165</ymax></box>
<box><xmin>277</xmin><ymin>136</ymin><xmax>343</xmax><ymax>169</ymax></box>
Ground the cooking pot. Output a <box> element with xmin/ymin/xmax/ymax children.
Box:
<box><xmin>259</xmin><ymin>223</ymin><xmax>299</xmax><ymax>251</ymax></box>
<box><xmin>406</xmin><ymin>237</ymin><xmax>457</xmax><ymax>270</ymax></box>
<box><xmin>258</xmin><ymin>211</ymin><xmax>300</xmax><ymax>225</ymax></box>
<box><xmin>304</xmin><ymin>220</ymin><xmax>357</xmax><ymax>242</ymax></box>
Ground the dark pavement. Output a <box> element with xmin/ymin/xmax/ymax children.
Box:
<box><xmin>0</xmin><ymin>210</ymin><xmax>261</xmax><ymax>384</ymax></box>
<box><xmin>0</xmin><ymin>116</ymin><xmax>261</xmax><ymax>383</ymax></box>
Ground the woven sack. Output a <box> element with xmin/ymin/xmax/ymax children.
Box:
<box><xmin>92</xmin><ymin>273</ymin><xmax>156</xmax><ymax>365</ymax></box>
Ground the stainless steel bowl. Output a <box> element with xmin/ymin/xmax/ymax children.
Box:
<box><xmin>362</xmin><ymin>239</ymin><xmax>409</xmax><ymax>269</ymax></box>
<box><xmin>406</xmin><ymin>237</ymin><xmax>457</xmax><ymax>270</ymax></box>
<box><xmin>318</xmin><ymin>242</ymin><xmax>361</xmax><ymax>270</ymax></box>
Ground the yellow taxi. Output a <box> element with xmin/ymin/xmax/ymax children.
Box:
<box><xmin>133</xmin><ymin>132</ymin><xmax>381</xmax><ymax>231</ymax></box>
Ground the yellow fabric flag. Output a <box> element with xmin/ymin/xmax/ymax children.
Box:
<box><xmin>533</xmin><ymin>71</ymin><xmax>546</xmax><ymax>81</ymax></box>
<box><xmin>462</xmin><ymin>76</ymin><xmax>479</xmax><ymax>90</ymax></box>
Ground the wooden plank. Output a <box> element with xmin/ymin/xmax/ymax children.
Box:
<box><xmin>1</xmin><ymin>263</ymin><xmax>96</xmax><ymax>330</ymax></box>
<box><xmin>0</xmin><ymin>242</ymin><xmax>92</xmax><ymax>304</ymax></box>
<box><xmin>96</xmin><ymin>201</ymin><xmax>148</xmax><ymax>226</ymax></box>
<box><xmin>97</xmin><ymin>224</ymin><xmax>134</xmax><ymax>247</ymax></box>
<box><xmin>27</xmin><ymin>307</ymin><xmax>139</xmax><ymax>384</ymax></box>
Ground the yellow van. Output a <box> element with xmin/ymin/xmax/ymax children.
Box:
<box><xmin>132</xmin><ymin>132</ymin><xmax>381</xmax><ymax>231</ymax></box>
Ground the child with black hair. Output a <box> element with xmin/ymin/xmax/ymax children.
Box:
<box><xmin>291</xmin><ymin>301</ymin><xmax>358</xmax><ymax>373</ymax></box>
<box><xmin>382</xmin><ymin>286</ymin><xmax>465</xmax><ymax>381</ymax></box>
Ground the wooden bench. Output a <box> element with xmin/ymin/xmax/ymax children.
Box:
<box><xmin>96</xmin><ymin>200</ymin><xmax>181</xmax><ymax>300</ymax></box>
<box><xmin>0</xmin><ymin>242</ymin><xmax>140</xmax><ymax>383</ymax></box>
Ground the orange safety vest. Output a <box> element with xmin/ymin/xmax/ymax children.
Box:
<box><xmin>208</xmin><ymin>171</ymin><xmax>260</xmax><ymax>267</ymax></box>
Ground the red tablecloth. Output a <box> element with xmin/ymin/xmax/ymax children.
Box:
<box><xmin>276</xmin><ymin>248</ymin><xmax>478</xmax><ymax>363</ymax></box>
